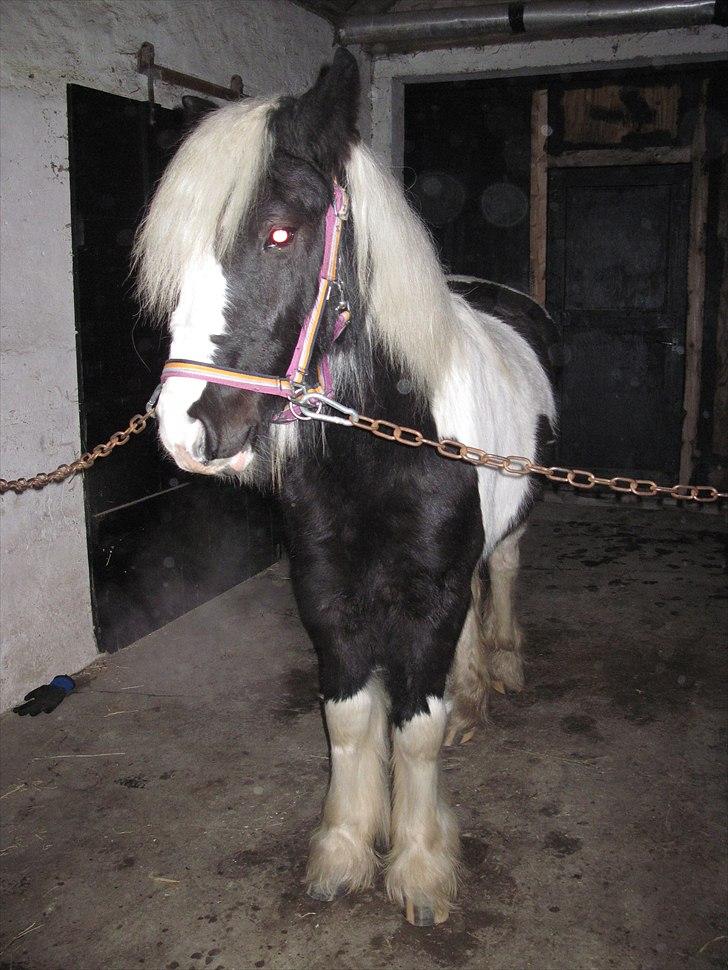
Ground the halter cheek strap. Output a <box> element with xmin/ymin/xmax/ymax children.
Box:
<box><xmin>158</xmin><ymin>183</ymin><xmax>351</xmax><ymax>422</ymax></box>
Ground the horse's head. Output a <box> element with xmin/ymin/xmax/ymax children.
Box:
<box><xmin>135</xmin><ymin>48</ymin><xmax>360</xmax><ymax>481</ymax></box>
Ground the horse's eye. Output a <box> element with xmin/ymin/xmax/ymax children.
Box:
<box><xmin>265</xmin><ymin>227</ymin><xmax>296</xmax><ymax>249</ymax></box>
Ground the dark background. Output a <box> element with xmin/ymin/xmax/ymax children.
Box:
<box><xmin>405</xmin><ymin>66</ymin><xmax>726</xmax><ymax>484</ymax></box>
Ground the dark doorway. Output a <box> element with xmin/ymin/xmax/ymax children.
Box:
<box><xmin>68</xmin><ymin>85</ymin><xmax>279</xmax><ymax>653</ymax></box>
<box><xmin>403</xmin><ymin>69</ymin><xmax>724</xmax><ymax>484</ymax></box>
<box><xmin>547</xmin><ymin>164</ymin><xmax>690</xmax><ymax>480</ymax></box>
<box><xmin>405</xmin><ymin>79</ymin><xmax>533</xmax><ymax>293</ymax></box>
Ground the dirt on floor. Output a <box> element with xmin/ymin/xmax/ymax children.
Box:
<box><xmin>1</xmin><ymin>499</ymin><xmax>726</xmax><ymax>970</ymax></box>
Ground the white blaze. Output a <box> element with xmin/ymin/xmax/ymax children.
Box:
<box><xmin>155</xmin><ymin>254</ymin><xmax>227</xmax><ymax>466</ymax></box>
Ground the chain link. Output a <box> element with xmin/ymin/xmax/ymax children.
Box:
<box><xmin>0</xmin><ymin>411</ymin><xmax>154</xmax><ymax>495</ymax></box>
<box><xmin>1</xmin><ymin>402</ymin><xmax>726</xmax><ymax>505</ymax></box>
<box><xmin>348</xmin><ymin>413</ymin><xmax>728</xmax><ymax>504</ymax></box>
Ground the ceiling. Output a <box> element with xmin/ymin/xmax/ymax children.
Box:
<box><xmin>294</xmin><ymin>0</ymin><xmax>397</xmax><ymax>24</ymax></box>
<box><xmin>294</xmin><ymin>0</ymin><xmax>501</xmax><ymax>26</ymax></box>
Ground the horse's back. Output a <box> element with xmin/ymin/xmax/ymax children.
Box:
<box><xmin>446</xmin><ymin>276</ymin><xmax>560</xmax><ymax>383</ymax></box>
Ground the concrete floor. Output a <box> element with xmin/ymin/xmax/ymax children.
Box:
<box><xmin>1</xmin><ymin>500</ymin><xmax>726</xmax><ymax>970</ymax></box>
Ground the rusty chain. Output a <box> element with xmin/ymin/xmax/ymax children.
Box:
<box><xmin>0</xmin><ymin>410</ymin><xmax>154</xmax><ymax>495</ymax></box>
<box><xmin>0</xmin><ymin>402</ymin><xmax>726</xmax><ymax>504</ymax></box>
<box><xmin>346</xmin><ymin>412</ymin><xmax>728</xmax><ymax>505</ymax></box>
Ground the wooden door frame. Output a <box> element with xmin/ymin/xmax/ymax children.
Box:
<box><xmin>529</xmin><ymin>82</ymin><xmax>710</xmax><ymax>483</ymax></box>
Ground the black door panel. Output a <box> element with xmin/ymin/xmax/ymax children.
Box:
<box><xmin>68</xmin><ymin>85</ymin><xmax>279</xmax><ymax>653</ymax></box>
<box><xmin>547</xmin><ymin>164</ymin><xmax>690</xmax><ymax>480</ymax></box>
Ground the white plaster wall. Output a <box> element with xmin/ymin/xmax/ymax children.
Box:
<box><xmin>0</xmin><ymin>0</ymin><xmax>334</xmax><ymax>712</ymax></box>
<box><xmin>370</xmin><ymin>25</ymin><xmax>728</xmax><ymax>169</ymax></box>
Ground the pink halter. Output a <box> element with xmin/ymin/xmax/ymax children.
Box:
<box><xmin>159</xmin><ymin>183</ymin><xmax>350</xmax><ymax>422</ymax></box>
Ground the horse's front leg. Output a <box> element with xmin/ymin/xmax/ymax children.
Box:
<box><xmin>304</xmin><ymin>629</ymin><xmax>390</xmax><ymax>900</ymax></box>
<box><xmin>387</xmin><ymin>692</ymin><xmax>457</xmax><ymax>925</ymax></box>
<box><xmin>383</xmin><ymin>607</ymin><xmax>469</xmax><ymax>926</ymax></box>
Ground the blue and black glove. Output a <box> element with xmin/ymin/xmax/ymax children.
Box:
<box><xmin>13</xmin><ymin>675</ymin><xmax>76</xmax><ymax>716</ymax></box>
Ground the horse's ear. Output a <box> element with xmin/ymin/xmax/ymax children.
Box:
<box><xmin>287</xmin><ymin>47</ymin><xmax>360</xmax><ymax>177</ymax></box>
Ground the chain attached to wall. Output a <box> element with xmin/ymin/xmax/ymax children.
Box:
<box><xmin>0</xmin><ymin>411</ymin><xmax>154</xmax><ymax>495</ymax></box>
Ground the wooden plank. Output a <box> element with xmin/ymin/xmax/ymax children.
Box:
<box><xmin>548</xmin><ymin>146</ymin><xmax>691</xmax><ymax>168</ymax></box>
<box><xmin>710</xmin><ymin>146</ymin><xmax>728</xmax><ymax>489</ymax></box>
<box><xmin>530</xmin><ymin>89</ymin><xmax>548</xmax><ymax>306</ymax></box>
<box><xmin>679</xmin><ymin>81</ymin><xmax>710</xmax><ymax>484</ymax></box>
<box><xmin>562</xmin><ymin>84</ymin><xmax>680</xmax><ymax>146</ymax></box>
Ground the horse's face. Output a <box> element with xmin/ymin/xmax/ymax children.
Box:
<box><xmin>154</xmin><ymin>49</ymin><xmax>359</xmax><ymax>480</ymax></box>
<box><xmin>160</xmin><ymin>159</ymin><xmax>331</xmax><ymax>478</ymax></box>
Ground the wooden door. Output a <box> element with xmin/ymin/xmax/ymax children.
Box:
<box><xmin>68</xmin><ymin>85</ymin><xmax>280</xmax><ymax>652</ymax></box>
<box><xmin>547</xmin><ymin>164</ymin><xmax>691</xmax><ymax>480</ymax></box>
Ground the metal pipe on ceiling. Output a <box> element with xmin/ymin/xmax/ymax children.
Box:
<box><xmin>337</xmin><ymin>0</ymin><xmax>725</xmax><ymax>50</ymax></box>
<box><xmin>340</xmin><ymin>3</ymin><xmax>510</xmax><ymax>48</ymax></box>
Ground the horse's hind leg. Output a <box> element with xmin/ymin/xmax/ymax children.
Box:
<box><xmin>446</xmin><ymin>525</ymin><xmax>525</xmax><ymax>744</ymax></box>
<box><xmin>486</xmin><ymin>525</ymin><xmax>526</xmax><ymax>693</ymax></box>
<box><xmin>387</xmin><ymin>695</ymin><xmax>458</xmax><ymax>926</ymax></box>
<box><xmin>306</xmin><ymin>675</ymin><xmax>390</xmax><ymax>900</ymax></box>
<box><xmin>445</xmin><ymin>572</ymin><xmax>490</xmax><ymax>746</ymax></box>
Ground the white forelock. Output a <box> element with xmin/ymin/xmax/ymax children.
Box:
<box><xmin>133</xmin><ymin>97</ymin><xmax>278</xmax><ymax>320</ymax></box>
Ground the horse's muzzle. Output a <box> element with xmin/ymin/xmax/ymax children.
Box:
<box><xmin>155</xmin><ymin>380</ymin><xmax>255</xmax><ymax>477</ymax></box>
<box><xmin>192</xmin><ymin>408</ymin><xmax>254</xmax><ymax>464</ymax></box>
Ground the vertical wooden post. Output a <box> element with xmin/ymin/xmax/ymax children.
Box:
<box><xmin>710</xmin><ymin>147</ymin><xmax>728</xmax><ymax>489</ymax></box>
<box><xmin>679</xmin><ymin>81</ymin><xmax>709</xmax><ymax>484</ymax></box>
<box><xmin>529</xmin><ymin>88</ymin><xmax>548</xmax><ymax>307</ymax></box>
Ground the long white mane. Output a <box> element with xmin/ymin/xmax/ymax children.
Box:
<box><xmin>345</xmin><ymin>144</ymin><xmax>455</xmax><ymax>395</ymax></box>
<box><xmin>133</xmin><ymin>98</ymin><xmax>278</xmax><ymax>319</ymax></box>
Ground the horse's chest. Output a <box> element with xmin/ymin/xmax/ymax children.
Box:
<box><xmin>281</xmin><ymin>445</ymin><xmax>483</xmax><ymax>592</ymax></box>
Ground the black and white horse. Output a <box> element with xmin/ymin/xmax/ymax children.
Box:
<box><xmin>135</xmin><ymin>49</ymin><xmax>556</xmax><ymax>926</ymax></box>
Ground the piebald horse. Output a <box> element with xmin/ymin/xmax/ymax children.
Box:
<box><xmin>134</xmin><ymin>48</ymin><xmax>556</xmax><ymax>926</ymax></box>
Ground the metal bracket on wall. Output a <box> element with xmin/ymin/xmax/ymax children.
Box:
<box><xmin>136</xmin><ymin>42</ymin><xmax>245</xmax><ymax>113</ymax></box>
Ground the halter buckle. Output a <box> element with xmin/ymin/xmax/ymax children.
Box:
<box><xmin>327</xmin><ymin>278</ymin><xmax>348</xmax><ymax>313</ymax></box>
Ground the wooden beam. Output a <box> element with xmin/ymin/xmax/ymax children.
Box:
<box><xmin>530</xmin><ymin>89</ymin><xmax>548</xmax><ymax>307</ymax></box>
<box><xmin>710</xmin><ymin>146</ymin><xmax>728</xmax><ymax>490</ymax></box>
<box><xmin>548</xmin><ymin>146</ymin><xmax>691</xmax><ymax>168</ymax></box>
<box><xmin>679</xmin><ymin>81</ymin><xmax>710</xmax><ymax>484</ymax></box>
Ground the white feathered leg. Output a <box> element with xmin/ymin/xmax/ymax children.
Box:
<box><xmin>306</xmin><ymin>677</ymin><xmax>390</xmax><ymax>900</ymax></box>
<box><xmin>386</xmin><ymin>697</ymin><xmax>458</xmax><ymax>925</ymax></box>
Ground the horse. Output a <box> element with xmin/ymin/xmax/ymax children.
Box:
<box><xmin>133</xmin><ymin>47</ymin><xmax>556</xmax><ymax>927</ymax></box>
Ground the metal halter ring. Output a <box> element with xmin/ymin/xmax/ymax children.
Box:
<box><xmin>290</xmin><ymin>392</ymin><xmax>359</xmax><ymax>427</ymax></box>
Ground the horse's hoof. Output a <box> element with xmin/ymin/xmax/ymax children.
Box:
<box><xmin>307</xmin><ymin>883</ymin><xmax>346</xmax><ymax>902</ymax></box>
<box><xmin>444</xmin><ymin>722</ymin><xmax>477</xmax><ymax>747</ymax></box>
<box><xmin>404</xmin><ymin>899</ymin><xmax>449</xmax><ymax>926</ymax></box>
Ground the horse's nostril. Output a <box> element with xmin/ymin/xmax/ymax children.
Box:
<box><xmin>188</xmin><ymin>404</ymin><xmax>218</xmax><ymax>461</ymax></box>
<box><xmin>188</xmin><ymin>400</ymin><xmax>253</xmax><ymax>462</ymax></box>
